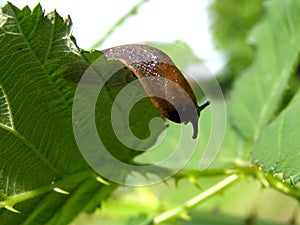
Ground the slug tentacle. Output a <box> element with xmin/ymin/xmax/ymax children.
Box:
<box><xmin>198</xmin><ymin>101</ymin><xmax>210</xmax><ymax>112</ymax></box>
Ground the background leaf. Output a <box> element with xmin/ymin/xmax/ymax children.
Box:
<box><xmin>252</xmin><ymin>88</ymin><xmax>300</xmax><ymax>184</ymax></box>
<box><xmin>229</xmin><ymin>0</ymin><xmax>300</xmax><ymax>141</ymax></box>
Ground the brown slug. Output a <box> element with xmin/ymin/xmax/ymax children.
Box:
<box><xmin>101</xmin><ymin>44</ymin><xmax>209</xmax><ymax>139</ymax></box>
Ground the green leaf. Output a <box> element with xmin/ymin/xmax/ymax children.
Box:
<box><xmin>229</xmin><ymin>0</ymin><xmax>300</xmax><ymax>141</ymax></box>
<box><xmin>0</xmin><ymin>2</ymin><xmax>85</xmax><ymax>196</ymax></box>
<box><xmin>252</xmin><ymin>88</ymin><xmax>300</xmax><ymax>184</ymax></box>
<box><xmin>0</xmin><ymin>3</ymin><xmax>164</xmax><ymax>224</ymax></box>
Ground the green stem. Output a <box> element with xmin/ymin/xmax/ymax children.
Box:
<box><xmin>146</xmin><ymin>174</ymin><xmax>239</xmax><ymax>225</ymax></box>
<box><xmin>259</xmin><ymin>170</ymin><xmax>300</xmax><ymax>201</ymax></box>
<box><xmin>90</xmin><ymin>0</ymin><xmax>149</xmax><ymax>49</ymax></box>
<box><xmin>176</xmin><ymin>166</ymin><xmax>300</xmax><ymax>200</ymax></box>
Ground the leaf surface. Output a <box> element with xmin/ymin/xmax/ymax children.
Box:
<box><xmin>252</xmin><ymin>88</ymin><xmax>300</xmax><ymax>184</ymax></box>
<box><xmin>229</xmin><ymin>0</ymin><xmax>300</xmax><ymax>141</ymax></box>
<box><xmin>0</xmin><ymin>3</ymin><xmax>164</xmax><ymax>224</ymax></box>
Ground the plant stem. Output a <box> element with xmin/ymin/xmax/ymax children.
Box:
<box><xmin>90</xmin><ymin>0</ymin><xmax>149</xmax><ymax>49</ymax></box>
<box><xmin>259</xmin><ymin>170</ymin><xmax>300</xmax><ymax>201</ymax></box>
<box><xmin>176</xmin><ymin>166</ymin><xmax>300</xmax><ymax>201</ymax></box>
<box><xmin>146</xmin><ymin>174</ymin><xmax>239</xmax><ymax>225</ymax></box>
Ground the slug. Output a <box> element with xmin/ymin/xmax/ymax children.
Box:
<box><xmin>101</xmin><ymin>44</ymin><xmax>209</xmax><ymax>139</ymax></box>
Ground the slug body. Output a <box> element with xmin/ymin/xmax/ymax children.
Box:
<box><xmin>102</xmin><ymin>44</ymin><xmax>209</xmax><ymax>139</ymax></box>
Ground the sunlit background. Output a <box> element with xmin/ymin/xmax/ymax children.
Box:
<box><xmin>5</xmin><ymin>0</ymin><xmax>223</xmax><ymax>74</ymax></box>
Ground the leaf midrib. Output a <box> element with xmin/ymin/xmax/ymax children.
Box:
<box><xmin>5</xmin><ymin>4</ymin><xmax>81</xmax><ymax>176</ymax></box>
<box><xmin>0</xmin><ymin>169</ymin><xmax>95</xmax><ymax>209</ymax></box>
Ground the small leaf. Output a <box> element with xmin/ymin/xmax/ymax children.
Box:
<box><xmin>252</xmin><ymin>88</ymin><xmax>300</xmax><ymax>184</ymax></box>
<box><xmin>229</xmin><ymin>0</ymin><xmax>300</xmax><ymax>140</ymax></box>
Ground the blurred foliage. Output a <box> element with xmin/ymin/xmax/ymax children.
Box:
<box><xmin>209</xmin><ymin>0</ymin><xmax>264</xmax><ymax>88</ymax></box>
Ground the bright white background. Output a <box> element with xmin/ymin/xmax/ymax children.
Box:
<box><xmin>5</xmin><ymin>0</ymin><xmax>222</xmax><ymax>73</ymax></box>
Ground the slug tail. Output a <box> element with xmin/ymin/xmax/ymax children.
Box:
<box><xmin>192</xmin><ymin>118</ymin><xmax>199</xmax><ymax>139</ymax></box>
<box><xmin>192</xmin><ymin>100</ymin><xmax>210</xmax><ymax>139</ymax></box>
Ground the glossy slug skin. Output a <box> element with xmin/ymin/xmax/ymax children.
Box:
<box><xmin>102</xmin><ymin>44</ymin><xmax>209</xmax><ymax>139</ymax></box>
